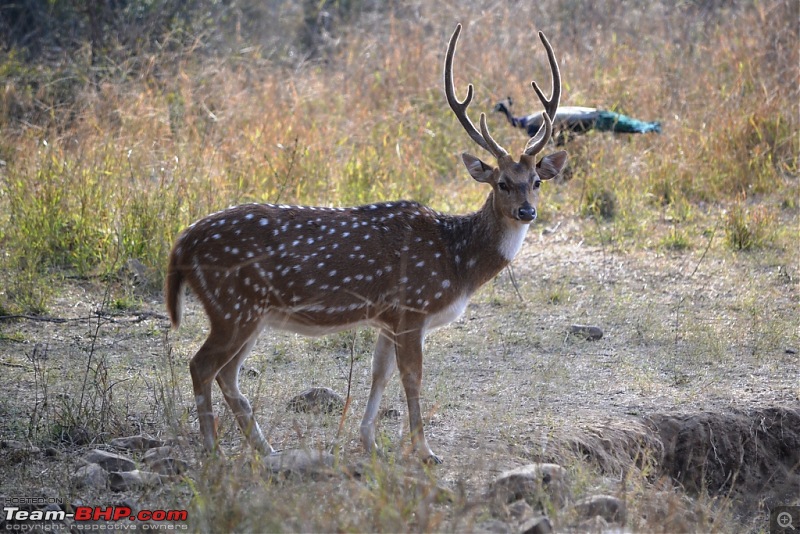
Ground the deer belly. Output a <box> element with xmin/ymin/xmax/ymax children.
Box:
<box><xmin>424</xmin><ymin>293</ymin><xmax>469</xmax><ymax>331</ymax></box>
<box><xmin>261</xmin><ymin>304</ymin><xmax>375</xmax><ymax>336</ymax></box>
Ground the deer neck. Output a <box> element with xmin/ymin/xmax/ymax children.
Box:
<box><xmin>445</xmin><ymin>192</ymin><xmax>529</xmax><ymax>294</ymax></box>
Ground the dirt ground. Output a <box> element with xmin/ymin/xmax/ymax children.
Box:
<box><xmin>1</xmin><ymin>213</ymin><xmax>798</xmax><ymax>531</ymax></box>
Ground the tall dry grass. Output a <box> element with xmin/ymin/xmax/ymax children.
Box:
<box><xmin>0</xmin><ymin>1</ymin><xmax>796</xmax><ymax>313</ymax></box>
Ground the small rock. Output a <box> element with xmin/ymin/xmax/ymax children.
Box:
<box><xmin>473</xmin><ymin>519</ymin><xmax>512</xmax><ymax>534</ymax></box>
<box><xmin>287</xmin><ymin>387</ymin><xmax>345</xmax><ymax>414</ymax></box>
<box><xmin>266</xmin><ymin>449</ymin><xmax>335</xmax><ymax>475</ymax></box>
<box><xmin>108</xmin><ymin>470</ymin><xmax>163</xmax><ymax>491</ymax></box>
<box><xmin>569</xmin><ymin>324</ymin><xmax>603</xmax><ymax>341</ymax></box>
<box><xmin>83</xmin><ymin>449</ymin><xmax>136</xmax><ymax>472</ymax></box>
<box><xmin>572</xmin><ymin>494</ymin><xmax>626</xmax><ymax>524</ymax></box>
<box><xmin>576</xmin><ymin>515</ymin><xmax>609</xmax><ymax>531</ymax></box>
<box><xmin>62</xmin><ymin>426</ymin><xmax>92</xmax><ymax>445</ymax></box>
<box><xmin>490</xmin><ymin>463</ymin><xmax>570</xmax><ymax>509</ymax></box>
<box><xmin>124</xmin><ymin>258</ymin><xmax>149</xmax><ymax>285</ymax></box>
<box><xmin>72</xmin><ymin>463</ymin><xmax>107</xmax><ymax>489</ymax></box>
<box><xmin>1</xmin><ymin>440</ymin><xmax>39</xmax><ymax>453</ymax></box>
<box><xmin>786</xmin><ymin>347</ymin><xmax>798</xmax><ymax>355</ymax></box>
<box><xmin>380</xmin><ymin>408</ymin><xmax>402</xmax><ymax>419</ymax></box>
<box><xmin>519</xmin><ymin>515</ymin><xmax>552</xmax><ymax>534</ymax></box>
<box><xmin>148</xmin><ymin>457</ymin><xmax>189</xmax><ymax>475</ymax></box>
<box><xmin>507</xmin><ymin>499</ymin><xmax>534</xmax><ymax>522</ymax></box>
<box><xmin>143</xmin><ymin>446</ymin><xmax>174</xmax><ymax>464</ymax></box>
<box><xmin>110</xmin><ymin>435</ymin><xmax>165</xmax><ymax>451</ymax></box>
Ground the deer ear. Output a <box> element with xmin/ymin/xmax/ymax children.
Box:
<box><xmin>462</xmin><ymin>153</ymin><xmax>495</xmax><ymax>183</ymax></box>
<box><xmin>536</xmin><ymin>150</ymin><xmax>568</xmax><ymax>181</ymax></box>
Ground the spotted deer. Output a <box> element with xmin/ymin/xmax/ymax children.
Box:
<box><xmin>165</xmin><ymin>24</ymin><xmax>567</xmax><ymax>464</ymax></box>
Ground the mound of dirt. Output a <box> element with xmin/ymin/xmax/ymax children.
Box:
<box><xmin>646</xmin><ymin>405</ymin><xmax>800</xmax><ymax>508</ymax></box>
<box><xmin>563</xmin><ymin>405</ymin><xmax>800</xmax><ymax>513</ymax></box>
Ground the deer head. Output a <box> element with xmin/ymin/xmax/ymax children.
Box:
<box><xmin>445</xmin><ymin>24</ymin><xmax>567</xmax><ymax>224</ymax></box>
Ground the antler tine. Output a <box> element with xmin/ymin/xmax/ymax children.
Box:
<box><xmin>523</xmin><ymin>112</ymin><xmax>553</xmax><ymax>156</ymax></box>
<box><xmin>479</xmin><ymin>113</ymin><xmax>509</xmax><ymax>158</ymax></box>
<box><xmin>531</xmin><ymin>31</ymin><xmax>561</xmax><ymax>121</ymax></box>
<box><xmin>523</xmin><ymin>31</ymin><xmax>560</xmax><ymax>157</ymax></box>
<box><xmin>445</xmin><ymin>24</ymin><xmax>509</xmax><ymax>160</ymax></box>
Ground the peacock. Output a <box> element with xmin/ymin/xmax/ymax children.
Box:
<box><xmin>494</xmin><ymin>97</ymin><xmax>662</xmax><ymax>144</ymax></box>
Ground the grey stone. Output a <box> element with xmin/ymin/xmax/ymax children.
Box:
<box><xmin>507</xmin><ymin>499</ymin><xmax>534</xmax><ymax>522</ymax></box>
<box><xmin>473</xmin><ymin>519</ymin><xmax>512</xmax><ymax>533</ymax></box>
<box><xmin>143</xmin><ymin>446</ymin><xmax>174</xmax><ymax>464</ymax></box>
<box><xmin>83</xmin><ymin>449</ymin><xmax>136</xmax><ymax>472</ymax></box>
<box><xmin>72</xmin><ymin>463</ymin><xmax>107</xmax><ymax>489</ymax></box>
<box><xmin>265</xmin><ymin>449</ymin><xmax>334</xmax><ymax>475</ymax></box>
<box><xmin>572</xmin><ymin>494</ymin><xmax>626</xmax><ymax>524</ymax></box>
<box><xmin>490</xmin><ymin>463</ymin><xmax>570</xmax><ymax>509</ymax></box>
<box><xmin>569</xmin><ymin>324</ymin><xmax>604</xmax><ymax>341</ymax></box>
<box><xmin>108</xmin><ymin>470</ymin><xmax>163</xmax><ymax>491</ymax></box>
<box><xmin>287</xmin><ymin>387</ymin><xmax>345</xmax><ymax>414</ymax></box>
<box><xmin>519</xmin><ymin>515</ymin><xmax>552</xmax><ymax>534</ymax></box>
<box><xmin>110</xmin><ymin>435</ymin><xmax>165</xmax><ymax>451</ymax></box>
<box><xmin>148</xmin><ymin>457</ymin><xmax>189</xmax><ymax>475</ymax></box>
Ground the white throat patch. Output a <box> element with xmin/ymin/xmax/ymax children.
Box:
<box><xmin>497</xmin><ymin>221</ymin><xmax>530</xmax><ymax>261</ymax></box>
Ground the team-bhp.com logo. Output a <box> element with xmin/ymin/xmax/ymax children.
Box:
<box><xmin>3</xmin><ymin>502</ymin><xmax>188</xmax><ymax>530</ymax></box>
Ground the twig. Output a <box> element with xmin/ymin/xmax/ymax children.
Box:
<box><xmin>505</xmin><ymin>264</ymin><xmax>525</xmax><ymax>302</ymax></box>
<box><xmin>336</xmin><ymin>330</ymin><xmax>357</xmax><ymax>445</ymax></box>
<box><xmin>0</xmin><ymin>361</ymin><xmax>29</xmax><ymax>369</ymax></box>
<box><xmin>0</xmin><ymin>311</ymin><xmax>168</xmax><ymax>324</ymax></box>
<box><xmin>0</xmin><ymin>315</ymin><xmax>69</xmax><ymax>323</ymax></box>
<box><xmin>688</xmin><ymin>227</ymin><xmax>715</xmax><ymax>279</ymax></box>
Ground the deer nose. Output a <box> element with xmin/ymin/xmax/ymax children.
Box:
<box><xmin>518</xmin><ymin>203</ymin><xmax>536</xmax><ymax>222</ymax></box>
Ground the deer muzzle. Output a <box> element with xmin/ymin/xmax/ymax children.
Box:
<box><xmin>517</xmin><ymin>202</ymin><xmax>536</xmax><ymax>222</ymax></box>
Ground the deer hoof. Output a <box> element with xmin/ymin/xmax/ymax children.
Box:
<box><xmin>423</xmin><ymin>453</ymin><xmax>443</xmax><ymax>465</ymax></box>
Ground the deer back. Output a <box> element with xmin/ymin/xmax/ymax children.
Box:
<box><xmin>167</xmin><ymin>200</ymin><xmax>514</xmax><ymax>335</ymax></box>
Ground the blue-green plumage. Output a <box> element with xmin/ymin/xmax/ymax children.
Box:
<box><xmin>494</xmin><ymin>97</ymin><xmax>662</xmax><ymax>142</ymax></box>
<box><xmin>594</xmin><ymin>110</ymin><xmax>662</xmax><ymax>134</ymax></box>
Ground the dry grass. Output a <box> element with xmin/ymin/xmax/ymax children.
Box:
<box><xmin>0</xmin><ymin>1</ymin><xmax>798</xmax><ymax>532</ymax></box>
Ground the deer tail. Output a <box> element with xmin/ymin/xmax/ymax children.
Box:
<box><xmin>165</xmin><ymin>247</ymin><xmax>185</xmax><ymax>329</ymax></box>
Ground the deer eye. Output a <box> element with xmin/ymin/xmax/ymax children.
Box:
<box><xmin>498</xmin><ymin>182</ymin><xmax>510</xmax><ymax>193</ymax></box>
<box><xmin>533</xmin><ymin>178</ymin><xmax>542</xmax><ymax>189</ymax></box>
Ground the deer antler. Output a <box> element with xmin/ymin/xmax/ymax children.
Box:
<box><xmin>446</xmin><ymin>25</ymin><xmax>562</xmax><ymax>160</ymax></box>
<box><xmin>523</xmin><ymin>32</ymin><xmax>561</xmax><ymax>157</ymax></box>
<box><xmin>444</xmin><ymin>24</ymin><xmax>509</xmax><ymax>160</ymax></box>
<box><xmin>532</xmin><ymin>31</ymin><xmax>561</xmax><ymax>121</ymax></box>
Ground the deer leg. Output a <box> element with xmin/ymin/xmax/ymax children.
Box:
<box><xmin>395</xmin><ymin>328</ymin><xmax>442</xmax><ymax>464</ymax></box>
<box><xmin>215</xmin><ymin>335</ymin><xmax>274</xmax><ymax>456</ymax></box>
<box><xmin>360</xmin><ymin>330</ymin><xmax>397</xmax><ymax>455</ymax></box>
<box><xmin>189</xmin><ymin>329</ymin><xmax>236</xmax><ymax>454</ymax></box>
